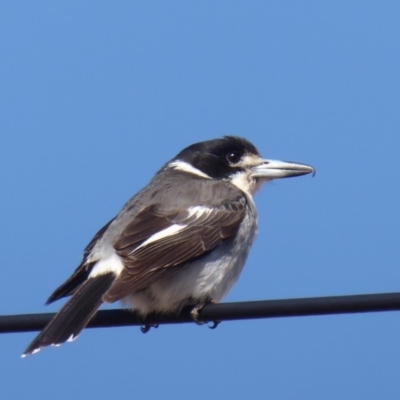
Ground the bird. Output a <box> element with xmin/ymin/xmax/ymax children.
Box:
<box><xmin>23</xmin><ymin>136</ymin><xmax>314</xmax><ymax>356</ymax></box>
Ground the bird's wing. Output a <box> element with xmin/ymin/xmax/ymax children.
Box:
<box><xmin>103</xmin><ymin>197</ymin><xmax>247</xmax><ymax>302</ymax></box>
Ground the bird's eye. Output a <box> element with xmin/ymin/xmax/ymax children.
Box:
<box><xmin>226</xmin><ymin>151</ymin><xmax>241</xmax><ymax>164</ymax></box>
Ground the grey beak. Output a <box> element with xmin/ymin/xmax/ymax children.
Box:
<box><xmin>251</xmin><ymin>159</ymin><xmax>315</xmax><ymax>180</ymax></box>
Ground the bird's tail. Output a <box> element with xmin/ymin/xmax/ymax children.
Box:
<box><xmin>23</xmin><ymin>273</ymin><xmax>115</xmax><ymax>357</ymax></box>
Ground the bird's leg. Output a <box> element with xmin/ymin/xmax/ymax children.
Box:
<box><xmin>140</xmin><ymin>324</ymin><xmax>159</xmax><ymax>334</ymax></box>
<box><xmin>191</xmin><ymin>299</ymin><xmax>221</xmax><ymax>329</ymax></box>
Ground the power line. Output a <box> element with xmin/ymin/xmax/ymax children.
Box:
<box><xmin>2</xmin><ymin>291</ymin><xmax>400</xmax><ymax>334</ymax></box>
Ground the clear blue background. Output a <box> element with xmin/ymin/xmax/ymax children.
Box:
<box><xmin>1</xmin><ymin>2</ymin><xmax>399</xmax><ymax>399</ymax></box>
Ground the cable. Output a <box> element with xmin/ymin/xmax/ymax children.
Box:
<box><xmin>2</xmin><ymin>292</ymin><xmax>400</xmax><ymax>334</ymax></box>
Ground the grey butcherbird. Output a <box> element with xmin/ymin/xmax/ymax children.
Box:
<box><xmin>23</xmin><ymin>136</ymin><xmax>314</xmax><ymax>356</ymax></box>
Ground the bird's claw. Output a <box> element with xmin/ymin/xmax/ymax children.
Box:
<box><xmin>208</xmin><ymin>320</ymin><xmax>220</xmax><ymax>329</ymax></box>
<box><xmin>140</xmin><ymin>324</ymin><xmax>159</xmax><ymax>334</ymax></box>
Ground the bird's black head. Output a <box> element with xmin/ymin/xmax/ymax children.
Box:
<box><xmin>170</xmin><ymin>136</ymin><xmax>261</xmax><ymax>180</ymax></box>
<box><xmin>164</xmin><ymin>135</ymin><xmax>314</xmax><ymax>196</ymax></box>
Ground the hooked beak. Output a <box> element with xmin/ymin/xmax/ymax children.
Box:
<box><xmin>251</xmin><ymin>159</ymin><xmax>315</xmax><ymax>180</ymax></box>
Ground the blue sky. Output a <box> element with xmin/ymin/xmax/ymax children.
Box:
<box><xmin>1</xmin><ymin>1</ymin><xmax>400</xmax><ymax>399</ymax></box>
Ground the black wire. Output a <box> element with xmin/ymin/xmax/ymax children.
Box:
<box><xmin>2</xmin><ymin>292</ymin><xmax>400</xmax><ymax>334</ymax></box>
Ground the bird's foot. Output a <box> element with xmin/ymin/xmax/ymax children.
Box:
<box><xmin>191</xmin><ymin>299</ymin><xmax>220</xmax><ymax>329</ymax></box>
<box><xmin>140</xmin><ymin>324</ymin><xmax>159</xmax><ymax>334</ymax></box>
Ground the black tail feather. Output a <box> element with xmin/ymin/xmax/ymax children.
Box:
<box><xmin>23</xmin><ymin>273</ymin><xmax>115</xmax><ymax>357</ymax></box>
<box><xmin>45</xmin><ymin>261</ymin><xmax>95</xmax><ymax>305</ymax></box>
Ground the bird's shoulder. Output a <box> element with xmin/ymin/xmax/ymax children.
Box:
<box><xmin>131</xmin><ymin>170</ymin><xmax>247</xmax><ymax>209</ymax></box>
